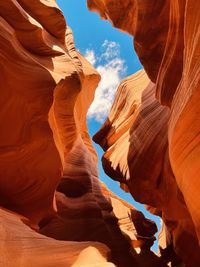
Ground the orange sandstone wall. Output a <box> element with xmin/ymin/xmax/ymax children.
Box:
<box><xmin>88</xmin><ymin>1</ymin><xmax>200</xmax><ymax>266</ymax></box>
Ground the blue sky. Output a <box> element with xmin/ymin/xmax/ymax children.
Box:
<box><xmin>57</xmin><ymin>0</ymin><xmax>160</xmax><ymax>251</ymax></box>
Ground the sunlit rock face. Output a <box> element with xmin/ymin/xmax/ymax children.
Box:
<box><xmin>88</xmin><ymin>0</ymin><xmax>200</xmax><ymax>266</ymax></box>
<box><xmin>0</xmin><ymin>1</ymin><xmax>162</xmax><ymax>267</ymax></box>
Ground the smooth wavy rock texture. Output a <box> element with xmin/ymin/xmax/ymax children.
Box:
<box><xmin>0</xmin><ymin>1</ymin><xmax>162</xmax><ymax>267</ymax></box>
<box><xmin>0</xmin><ymin>208</ymin><xmax>114</xmax><ymax>267</ymax></box>
<box><xmin>88</xmin><ymin>1</ymin><xmax>200</xmax><ymax>266</ymax></box>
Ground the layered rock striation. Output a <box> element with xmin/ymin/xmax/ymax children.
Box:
<box><xmin>88</xmin><ymin>0</ymin><xmax>200</xmax><ymax>266</ymax></box>
<box><xmin>0</xmin><ymin>1</ymin><xmax>162</xmax><ymax>267</ymax></box>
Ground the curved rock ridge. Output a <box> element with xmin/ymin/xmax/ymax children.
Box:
<box><xmin>40</xmin><ymin>118</ymin><xmax>160</xmax><ymax>266</ymax></box>
<box><xmin>0</xmin><ymin>208</ymin><xmax>114</xmax><ymax>267</ymax></box>
<box><xmin>93</xmin><ymin>69</ymin><xmax>200</xmax><ymax>266</ymax></box>
<box><xmin>88</xmin><ymin>1</ymin><xmax>200</xmax><ymax>266</ymax></box>
<box><xmin>0</xmin><ymin>0</ymin><xmax>86</xmax><ymax>224</ymax></box>
<box><xmin>0</xmin><ymin>1</ymin><xmax>162</xmax><ymax>267</ymax></box>
<box><xmin>93</xmin><ymin>70</ymin><xmax>170</xmax><ymax>207</ymax></box>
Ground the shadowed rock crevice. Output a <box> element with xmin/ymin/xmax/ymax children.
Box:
<box><xmin>57</xmin><ymin>179</ymin><xmax>89</xmax><ymax>198</ymax></box>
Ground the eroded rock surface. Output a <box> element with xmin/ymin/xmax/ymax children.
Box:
<box><xmin>0</xmin><ymin>208</ymin><xmax>114</xmax><ymax>267</ymax></box>
<box><xmin>88</xmin><ymin>1</ymin><xmax>200</xmax><ymax>266</ymax></box>
<box><xmin>0</xmin><ymin>1</ymin><xmax>162</xmax><ymax>267</ymax></box>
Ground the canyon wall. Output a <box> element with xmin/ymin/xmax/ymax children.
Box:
<box><xmin>88</xmin><ymin>0</ymin><xmax>200</xmax><ymax>266</ymax></box>
<box><xmin>0</xmin><ymin>1</ymin><xmax>164</xmax><ymax>267</ymax></box>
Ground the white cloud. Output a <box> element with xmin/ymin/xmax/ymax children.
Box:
<box><xmin>85</xmin><ymin>40</ymin><xmax>126</xmax><ymax>122</ymax></box>
<box><xmin>85</xmin><ymin>49</ymin><xmax>96</xmax><ymax>65</ymax></box>
<box><xmin>101</xmin><ymin>40</ymin><xmax>121</xmax><ymax>61</ymax></box>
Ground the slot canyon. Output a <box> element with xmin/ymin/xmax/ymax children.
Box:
<box><xmin>0</xmin><ymin>1</ymin><xmax>200</xmax><ymax>267</ymax></box>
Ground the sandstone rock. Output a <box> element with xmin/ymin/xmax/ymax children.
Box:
<box><xmin>93</xmin><ymin>70</ymin><xmax>170</xmax><ymax>207</ymax></box>
<box><xmin>40</xmin><ymin>114</ymin><xmax>159</xmax><ymax>266</ymax></box>
<box><xmin>0</xmin><ymin>0</ymin><xmax>98</xmax><ymax>226</ymax></box>
<box><xmin>0</xmin><ymin>208</ymin><xmax>115</xmax><ymax>267</ymax></box>
<box><xmin>0</xmin><ymin>1</ymin><xmax>161</xmax><ymax>267</ymax></box>
<box><xmin>93</xmin><ymin>68</ymin><xmax>200</xmax><ymax>266</ymax></box>
<box><xmin>88</xmin><ymin>1</ymin><xmax>200</xmax><ymax>265</ymax></box>
<box><xmin>168</xmin><ymin>0</ymin><xmax>200</xmax><ymax>246</ymax></box>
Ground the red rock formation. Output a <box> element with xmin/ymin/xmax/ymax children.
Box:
<box><xmin>41</xmin><ymin>88</ymin><xmax>160</xmax><ymax>266</ymax></box>
<box><xmin>0</xmin><ymin>208</ymin><xmax>114</xmax><ymax>267</ymax></box>
<box><xmin>93</xmin><ymin>70</ymin><xmax>170</xmax><ymax>207</ymax></box>
<box><xmin>168</xmin><ymin>0</ymin><xmax>200</xmax><ymax>247</ymax></box>
<box><xmin>0</xmin><ymin>1</ymin><xmax>161</xmax><ymax>267</ymax></box>
<box><xmin>88</xmin><ymin>1</ymin><xmax>200</xmax><ymax>266</ymax></box>
<box><xmin>0</xmin><ymin>0</ymin><xmax>64</xmax><ymax>224</ymax></box>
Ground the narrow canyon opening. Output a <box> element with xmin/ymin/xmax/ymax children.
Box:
<box><xmin>1</xmin><ymin>1</ymin><xmax>200</xmax><ymax>267</ymax></box>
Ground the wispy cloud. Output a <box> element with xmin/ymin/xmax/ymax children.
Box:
<box><xmin>85</xmin><ymin>49</ymin><xmax>96</xmax><ymax>66</ymax></box>
<box><xmin>85</xmin><ymin>40</ymin><xmax>127</xmax><ymax>122</ymax></box>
